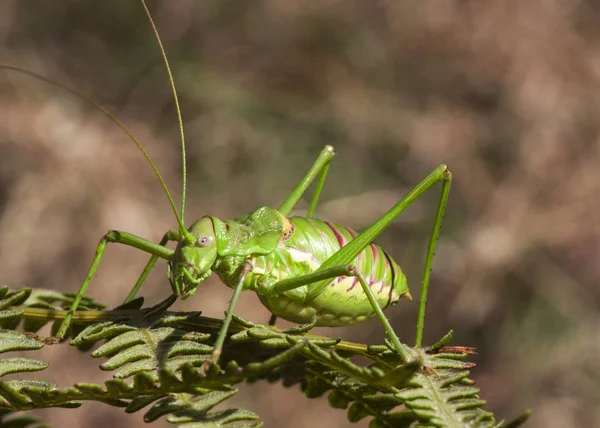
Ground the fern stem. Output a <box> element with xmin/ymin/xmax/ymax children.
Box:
<box><xmin>17</xmin><ymin>306</ymin><xmax>375</xmax><ymax>356</ymax></box>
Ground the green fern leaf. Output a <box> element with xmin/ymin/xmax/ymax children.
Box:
<box><xmin>0</xmin><ymin>285</ymin><xmax>530</xmax><ymax>427</ymax></box>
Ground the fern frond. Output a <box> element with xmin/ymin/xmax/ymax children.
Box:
<box><xmin>0</xmin><ymin>287</ymin><xmax>83</xmax><ymax>416</ymax></box>
<box><xmin>141</xmin><ymin>392</ymin><xmax>262</xmax><ymax>427</ymax></box>
<box><xmin>0</xmin><ymin>285</ymin><xmax>529</xmax><ymax>427</ymax></box>
<box><xmin>395</xmin><ymin>351</ymin><xmax>494</xmax><ymax>428</ymax></box>
<box><xmin>0</xmin><ymin>408</ymin><xmax>48</xmax><ymax>428</ymax></box>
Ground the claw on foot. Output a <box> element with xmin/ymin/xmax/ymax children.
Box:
<box><xmin>24</xmin><ymin>331</ymin><xmax>63</xmax><ymax>345</ymax></box>
<box><xmin>24</xmin><ymin>332</ymin><xmax>44</xmax><ymax>342</ymax></box>
<box><xmin>44</xmin><ymin>336</ymin><xmax>62</xmax><ymax>345</ymax></box>
<box><xmin>199</xmin><ymin>359</ymin><xmax>221</xmax><ymax>377</ymax></box>
<box><xmin>199</xmin><ymin>348</ymin><xmax>223</xmax><ymax>376</ymax></box>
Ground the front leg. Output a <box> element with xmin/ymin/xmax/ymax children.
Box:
<box><xmin>50</xmin><ymin>230</ymin><xmax>175</xmax><ymax>342</ymax></box>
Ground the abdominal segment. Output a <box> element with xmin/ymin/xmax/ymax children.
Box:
<box><xmin>253</xmin><ymin>217</ymin><xmax>407</xmax><ymax>326</ymax></box>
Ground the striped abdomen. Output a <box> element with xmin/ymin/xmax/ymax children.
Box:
<box><xmin>251</xmin><ymin>217</ymin><xmax>410</xmax><ymax>327</ymax></box>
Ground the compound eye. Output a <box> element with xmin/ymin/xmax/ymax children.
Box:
<box><xmin>197</xmin><ymin>236</ymin><xmax>213</xmax><ymax>247</ymax></box>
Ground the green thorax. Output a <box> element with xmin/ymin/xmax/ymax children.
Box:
<box><xmin>211</xmin><ymin>206</ymin><xmax>285</xmax><ymax>257</ymax></box>
<box><xmin>210</xmin><ymin>207</ymin><xmax>335</xmax><ymax>290</ymax></box>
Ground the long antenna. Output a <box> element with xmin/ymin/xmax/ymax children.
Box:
<box><xmin>140</xmin><ymin>0</ymin><xmax>192</xmax><ymax>244</ymax></box>
<box><xmin>0</xmin><ymin>66</ymin><xmax>190</xmax><ymax>241</ymax></box>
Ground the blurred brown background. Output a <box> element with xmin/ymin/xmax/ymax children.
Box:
<box><xmin>1</xmin><ymin>1</ymin><xmax>599</xmax><ymax>427</ymax></box>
